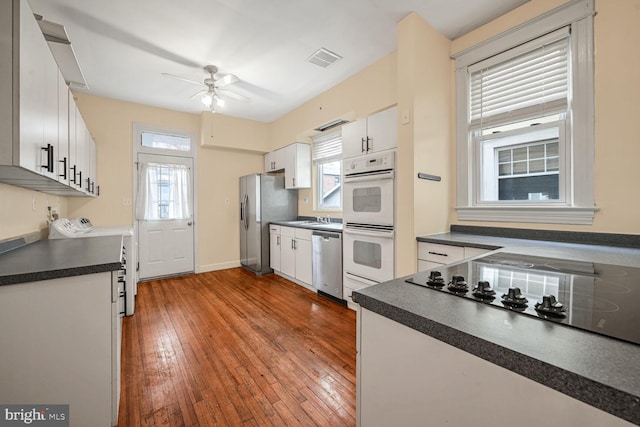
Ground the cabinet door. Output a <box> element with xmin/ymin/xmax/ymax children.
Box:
<box><xmin>264</xmin><ymin>151</ymin><xmax>274</xmax><ymax>172</ymax></box>
<box><xmin>17</xmin><ymin>0</ymin><xmax>47</xmax><ymax>174</ymax></box>
<box><xmin>294</xmin><ymin>237</ymin><xmax>312</xmax><ymax>285</ymax></box>
<box><xmin>74</xmin><ymin>110</ymin><xmax>87</xmax><ymax>192</ymax></box>
<box><xmin>41</xmin><ymin>55</ymin><xmax>59</xmax><ymax>180</ymax></box>
<box><xmin>280</xmin><ymin>235</ymin><xmax>296</xmax><ymax>278</ymax></box>
<box><xmin>57</xmin><ymin>75</ymin><xmax>70</xmax><ymax>185</ymax></box>
<box><xmin>366</xmin><ymin>106</ymin><xmax>397</xmax><ymax>153</ymax></box>
<box><xmin>270</xmin><ymin>232</ymin><xmax>281</xmax><ymax>271</ymax></box>
<box><xmin>341</xmin><ymin>118</ymin><xmax>367</xmax><ymax>159</ymax></box>
<box><xmin>284</xmin><ymin>143</ymin><xmax>311</xmax><ymax>189</ymax></box>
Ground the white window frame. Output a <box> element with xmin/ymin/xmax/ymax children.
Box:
<box><xmin>312</xmin><ymin>131</ymin><xmax>342</xmax><ymax>212</ymax></box>
<box><xmin>453</xmin><ymin>0</ymin><xmax>597</xmax><ymax>225</ymax></box>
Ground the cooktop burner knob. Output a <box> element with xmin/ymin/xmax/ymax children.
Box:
<box><xmin>534</xmin><ymin>295</ymin><xmax>567</xmax><ymax>317</ymax></box>
<box><xmin>502</xmin><ymin>287</ymin><xmax>528</xmax><ymax>307</ymax></box>
<box><xmin>472</xmin><ymin>281</ymin><xmax>496</xmax><ymax>299</ymax></box>
<box><xmin>427</xmin><ymin>271</ymin><xmax>445</xmax><ymax>287</ymax></box>
<box><xmin>447</xmin><ymin>275</ymin><xmax>468</xmax><ymax>293</ymax></box>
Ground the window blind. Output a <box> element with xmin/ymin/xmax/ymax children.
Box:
<box><xmin>469</xmin><ymin>28</ymin><xmax>570</xmax><ymax>129</ymax></box>
<box><xmin>312</xmin><ymin>131</ymin><xmax>342</xmax><ymax>163</ymax></box>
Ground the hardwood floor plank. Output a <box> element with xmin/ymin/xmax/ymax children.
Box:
<box><xmin>118</xmin><ymin>268</ymin><xmax>356</xmax><ymax>426</ymax></box>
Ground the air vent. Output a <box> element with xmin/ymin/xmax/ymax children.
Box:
<box><xmin>314</xmin><ymin>119</ymin><xmax>350</xmax><ymax>132</ymax></box>
<box><xmin>306</xmin><ymin>48</ymin><xmax>342</xmax><ymax>68</ymax></box>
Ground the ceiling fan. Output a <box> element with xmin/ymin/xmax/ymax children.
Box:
<box><xmin>162</xmin><ymin>65</ymin><xmax>250</xmax><ymax>112</ymax></box>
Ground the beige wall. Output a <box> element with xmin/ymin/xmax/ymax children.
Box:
<box><xmin>67</xmin><ymin>93</ymin><xmax>264</xmax><ymax>272</ymax></box>
<box><xmin>0</xmin><ymin>182</ymin><xmax>67</xmax><ymax>240</ymax></box>
<box><xmin>396</xmin><ymin>13</ymin><xmax>452</xmax><ymax>276</ymax></box>
<box><xmin>269</xmin><ymin>52</ymin><xmax>397</xmax><ymax>218</ymax></box>
<box><xmin>449</xmin><ymin>0</ymin><xmax>640</xmax><ymax>234</ymax></box>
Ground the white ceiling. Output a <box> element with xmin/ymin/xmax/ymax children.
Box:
<box><xmin>28</xmin><ymin>0</ymin><xmax>530</xmax><ymax>123</ymax></box>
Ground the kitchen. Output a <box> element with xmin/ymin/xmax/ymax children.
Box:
<box><xmin>1</xmin><ymin>0</ymin><xmax>639</xmax><ymax>426</ymax></box>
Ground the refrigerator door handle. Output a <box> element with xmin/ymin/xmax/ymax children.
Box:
<box><xmin>244</xmin><ymin>194</ymin><xmax>249</xmax><ymax>230</ymax></box>
<box><xmin>240</xmin><ymin>198</ymin><xmax>244</xmax><ymax>222</ymax></box>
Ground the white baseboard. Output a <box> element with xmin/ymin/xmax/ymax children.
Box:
<box><xmin>197</xmin><ymin>260</ymin><xmax>241</xmax><ymax>273</ymax></box>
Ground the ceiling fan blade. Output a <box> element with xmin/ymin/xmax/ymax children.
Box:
<box><xmin>162</xmin><ymin>72</ymin><xmax>205</xmax><ymax>87</ymax></box>
<box><xmin>189</xmin><ymin>89</ymin><xmax>208</xmax><ymax>100</ymax></box>
<box><xmin>219</xmin><ymin>89</ymin><xmax>250</xmax><ymax>103</ymax></box>
<box><xmin>215</xmin><ymin>73</ymin><xmax>239</xmax><ymax>87</ymax></box>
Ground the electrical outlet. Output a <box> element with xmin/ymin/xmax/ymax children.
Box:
<box><xmin>122</xmin><ymin>198</ymin><xmax>132</xmax><ymax>206</ymax></box>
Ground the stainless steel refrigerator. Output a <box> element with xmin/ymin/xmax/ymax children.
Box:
<box><xmin>239</xmin><ymin>174</ymin><xmax>297</xmax><ymax>275</ymax></box>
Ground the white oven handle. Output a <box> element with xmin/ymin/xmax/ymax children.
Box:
<box><xmin>344</xmin><ymin>271</ymin><xmax>379</xmax><ymax>286</ymax></box>
<box><xmin>344</xmin><ymin>169</ymin><xmax>394</xmax><ymax>183</ymax></box>
<box><xmin>344</xmin><ymin>227</ymin><xmax>394</xmax><ymax>239</ymax></box>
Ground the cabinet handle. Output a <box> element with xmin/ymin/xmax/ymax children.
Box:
<box><xmin>96</xmin><ymin>185</ymin><xmax>100</xmax><ymax>196</ymax></box>
<box><xmin>59</xmin><ymin>157</ymin><xmax>67</xmax><ymax>179</ymax></box>
<box><xmin>86</xmin><ymin>177</ymin><xmax>91</xmax><ymax>192</ymax></box>
<box><xmin>361</xmin><ymin>137</ymin><xmax>365</xmax><ymax>153</ymax></box>
<box><xmin>276</xmin><ymin>236</ymin><xmax>280</xmax><ymax>245</ymax></box>
<box><xmin>292</xmin><ymin>177</ymin><xmax>295</xmax><ymax>187</ymax></box>
<box><xmin>366</xmin><ymin>136</ymin><xmax>372</xmax><ymax>152</ymax></box>
<box><xmin>41</xmin><ymin>144</ymin><xmax>54</xmax><ymax>173</ymax></box>
<box><xmin>70</xmin><ymin>165</ymin><xmax>77</xmax><ymax>184</ymax></box>
<box><xmin>76</xmin><ymin>170</ymin><xmax>82</xmax><ymax>187</ymax></box>
<box><xmin>90</xmin><ymin>181</ymin><xmax>95</xmax><ymax>194</ymax></box>
<box><xmin>428</xmin><ymin>251</ymin><xmax>448</xmax><ymax>257</ymax></box>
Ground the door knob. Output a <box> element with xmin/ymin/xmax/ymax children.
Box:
<box><xmin>187</xmin><ymin>221</ymin><xmax>193</xmax><ymax>226</ymax></box>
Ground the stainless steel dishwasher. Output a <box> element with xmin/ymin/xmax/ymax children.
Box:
<box><xmin>312</xmin><ymin>230</ymin><xmax>343</xmax><ymax>301</ymax></box>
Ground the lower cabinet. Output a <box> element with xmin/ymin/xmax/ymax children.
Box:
<box><xmin>358</xmin><ymin>308</ymin><xmax>630</xmax><ymax>427</ymax></box>
<box><xmin>417</xmin><ymin>242</ymin><xmax>491</xmax><ymax>271</ymax></box>
<box><xmin>272</xmin><ymin>226</ymin><xmax>312</xmax><ymax>287</ymax></box>
<box><xmin>269</xmin><ymin>225</ymin><xmax>281</xmax><ymax>271</ymax></box>
<box><xmin>0</xmin><ymin>271</ymin><xmax>122</xmax><ymax>426</ymax></box>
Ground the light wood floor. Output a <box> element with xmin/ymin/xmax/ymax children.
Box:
<box><xmin>117</xmin><ymin>268</ymin><xmax>357</xmax><ymax>426</ymax></box>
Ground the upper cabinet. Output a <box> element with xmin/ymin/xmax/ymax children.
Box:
<box><xmin>342</xmin><ymin>106</ymin><xmax>397</xmax><ymax>159</ymax></box>
<box><xmin>264</xmin><ymin>142</ymin><xmax>311</xmax><ymax>189</ymax></box>
<box><xmin>0</xmin><ymin>0</ymin><xmax>96</xmax><ymax>196</ymax></box>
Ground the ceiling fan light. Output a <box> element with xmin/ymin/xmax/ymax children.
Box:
<box><xmin>215</xmin><ymin>97</ymin><xmax>225</xmax><ymax>107</ymax></box>
<box><xmin>201</xmin><ymin>93</ymin><xmax>213</xmax><ymax>107</ymax></box>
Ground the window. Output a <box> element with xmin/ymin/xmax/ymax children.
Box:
<box><xmin>136</xmin><ymin>162</ymin><xmax>192</xmax><ymax>220</ymax></box>
<box><xmin>312</xmin><ymin>131</ymin><xmax>342</xmax><ymax>210</ymax></box>
<box><xmin>453</xmin><ymin>0</ymin><xmax>596</xmax><ymax>225</ymax></box>
<box><xmin>141</xmin><ymin>131</ymin><xmax>191</xmax><ymax>152</ymax></box>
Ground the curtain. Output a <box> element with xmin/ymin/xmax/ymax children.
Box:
<box><xmin>136</xmin><ymin>162</ymin><xmax>191</xmax><ymax>220</ymax></box>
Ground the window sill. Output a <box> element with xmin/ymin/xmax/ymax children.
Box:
<box><xmin>456</xmin><ymin>206</ymin><xmax>599</xmax><ymax>225</ymax></box>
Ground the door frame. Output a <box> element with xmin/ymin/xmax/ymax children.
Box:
<box><xmin>132</xmin><ymin>123</ymin><xmax>198</xmax><ymax>279</ymax></box>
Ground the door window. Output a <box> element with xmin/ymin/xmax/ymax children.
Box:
<box><xmin>136</xmin><ymin>162</ymin><xmax>191</xmax><ymax>220</ymax></box>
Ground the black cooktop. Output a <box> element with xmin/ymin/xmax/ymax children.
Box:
<box><xmin>406</xmin><ymin>252</ymin><xmax>640</xmax><ymax>346</ymax></box>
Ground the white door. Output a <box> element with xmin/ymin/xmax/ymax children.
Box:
<box><xmin>136</xmin><ymin>153</ymin><xmax>195</xmax><ymax>280</ymax></box>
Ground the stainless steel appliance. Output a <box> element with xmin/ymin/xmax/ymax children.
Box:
<box><xmin>343</xmin><ymin>151</ymin><xmax>395</xmax><ymax>299</ymax></box>
<box><xmin>406</xmin><ymin>252</ymin><xmax>640</xmax><ymax>345</ymax></box>
<box><xmin>312</xmin><ymin>230</ymin><xmax>343</xmax><ymax>300</ymax></box>
<box><xmin>239</xmin><ymin>174</ymin><xmax>297</xmax><ymax>275</ymax></box>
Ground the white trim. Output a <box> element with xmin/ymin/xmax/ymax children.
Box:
<box><xmin>198</xmin><ymin>261</ymin><xmax>241</xmax><ymax>273</ymax></box>
<box><xmin>452</xmin><ymin>0</ymin><xmax>595</xmax><ymax>66</ymax></box>
<box><xmin>456</xmin><ymin>206</ymin><xmax>598</xmax><ymax>225</ymax></box>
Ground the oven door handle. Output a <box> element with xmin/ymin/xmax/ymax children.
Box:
<box><xmin>344</xmin><ymin>227</ymin><xmax>394</xmax><ymax>239</ymax></box>
<box><xmin>344</xmin><ymin>170</ymin><xmax>394</xmax><ymax>183</ymax></box>
<box><xmin>344</xmin><ymin>271</ymin><xmax>379</xmax><ymax>287</ymax></box>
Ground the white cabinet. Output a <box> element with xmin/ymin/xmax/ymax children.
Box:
<box><xmin>0</xmin><ymin>0</ymin><xmax>97</xmax><ymax>196</ymax></box>
<box><xmin>264</xmin><ymin>149</ymin><xmax>285</xmax><ymax>172</ymax></box>
<box><xmin>417</xmin><ymin>242</ymin><xmax>491</xmax><ymax>271</ymax></box>
<box><xmin>276</xmin><ymin>226</ymin><xmax>312</xmax><ymax>286</ymax></box>
<box><xmin>269</xmin><ymin>225</ymin><xmax>281</xmax><ymax>271</ymax></box>
<box><xmin>0</xmin><ymin>271</ymin><xmax>122</xmax><ymax>427</ymax></box>
<box><xmin>342</xmin><ymin>106</ymin><xmax>397</xmax><ymax>159</ymax></box>
<box><xmin>264</xmin><ymin>143</ymin><xmax>311</xmax><ymax>189</ymax></box>
<box><xmin>358</xmin><ymin>308</ymin><xmax>630</xmax><ymax>427</ymax></box>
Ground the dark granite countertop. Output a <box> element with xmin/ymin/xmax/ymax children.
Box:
<box><xmin>0</xmin><ymin>236</ymin><xmax>124</xmax><ymax>286</ymax></box>
<box><xmin>355</xmin><ymin>231</ymin><xmax>640</xmax><ymax>425</ymax></box>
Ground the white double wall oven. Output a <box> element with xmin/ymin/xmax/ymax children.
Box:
<box><xmin>343</xmin><ymin>151</ymin><xmax>396</xmax><ymax>301</ymax></box>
